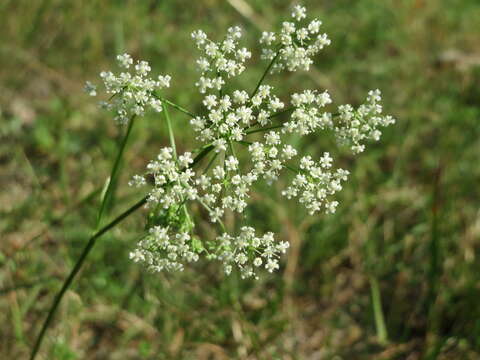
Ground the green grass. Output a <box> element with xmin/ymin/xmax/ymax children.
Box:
<box><xmin>1</xmin><ymin>0</ymin><xmax>480</xmax><ymax>359</ymax></box>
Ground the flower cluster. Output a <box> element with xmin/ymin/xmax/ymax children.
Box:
<box><xmin>191</xmin><ymin>26</ymin><xmax>251</xmax><ymax>93</ymax></box>
<box><xmin>87</xmin><ymin>53</ymin><xmax>171</xmax><ymax>124</ymax></box>
<box><xmin>282</xmin><ymin>153</ymin><xmax>349</xmax><ymax>215</ymax></box>
<box><xmin>260</xmin><ymin>5</ymin><xmax>331</xmax><ymax>72</ymax></box>
<box><xmin>282</xmin><ymin>89</ymin><xmax>333</xmax><ymax>135</ymax></box>
<box><xmin>89</xmin><ymin>4</ymin><xmax>396</xmax><ymax>279</ymax></box>
<box><xmin>195</xmin><ymin>164</ymin><xmax>255</xmax><ymax>222</ymax></box>
<box><xmin>134</xmin><ymin>147</ymin><xmax>198</xmax><ymax>209</ymax></box>
<box><xmin>208</xmin><ymin>227</ymin><xmax>290</xmax><ymax>279</ymax></box>
<box><xmin>334</xmin><ymin>89</ymin><xmax>396</xmax><ymax>153</ymax></box>
<box><xmin>190</xmin><ymin>85</ymin><xmax>284</xmax><ymax>151</ymax></box>
<box><xmin>193</xmin><ymin>129</ymin><xmax>299</xmax><ymax>226</ymax></box>
<box><xmin>248</xmin><ymin>131</ymin><xmax>297</xmax><ymax>182</ymax></box>
<box><xmin>129</xmin><ymin>226</ymin><xmax>199</xmax><ymax>272</ymax></box>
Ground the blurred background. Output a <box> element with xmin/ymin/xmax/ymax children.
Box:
<box><xmin>1</xmin><ymin>0</ymin><xmax>479</xmax><ymax>359</ymax></box>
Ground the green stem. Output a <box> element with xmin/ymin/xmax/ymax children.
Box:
<box><xmin>183</xmin><ymin>203</ymin><xmax>193</xmax><ymax>228</ymax></box>
<box><xmin>163</xmin><ymin>101</ymin><xmax>191</xmax><ymax>230</ymax></box>
<box><xmin>163</xmin><ymin>102</ymin><xmax>177</xmax><ymax>159</ymax></box>
<box><xmin>228</xmin><ymin>140</ymin><xmax>237</xmax><ymax>158</ymax></box>
<box><xmin>235</xmin><ymin>140</ymin><xmax>252</xmax><ymax>146</ymax></box>
<box><xmin>96</xmin><ymin>115</ymin><xmax>136</xmax><ymax>229</ymax></box>
<box><xmin>155</xmin><ymin>94</ymin><xmax>197</xmax><ymax>119</ymax></box>
<box><xmin>250</xmin><ymin>48</ymin><xmax>281</xmax><ymax>98</ymax></box>
<box><xmin>246</xmin><ymin>124</ymin><xmax>284</xmax><ymax>135</ymax></box>
<box><xmin>269</xmin><ymin>106</ymin><xmax>295</xmax><ymax>119</ymax></box>
<box><xmin>191</xmin><ymin>144</ymin><xmax>214</xmax><ymax>166</ymax></box>
<box><xmin>244</xmin><ymin>107</ymin><xmax>295</xmax><ymax>132</ymax></box>
<box><xmin>29</xmin><ymin>196</ymin><xmax>147</xmax><ymax>360</ymax></box>
<box><xmin>285</xmin><ymin>165</ymin><xmax>300</xmax><ymax>174</ymax></box>
<box><xmin>198</xmin><ymin>198</ymin><xmax>226</xmax><ymax>233</ymax></box>
<box><xmin>204</xmin><ymin>152</ymin><xmax>219</xmax><ymax>174</ymax></box>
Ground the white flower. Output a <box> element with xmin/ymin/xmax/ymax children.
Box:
<box><xmin>283</xmin><ymin>90</ymin><xmax>333</xmax><ymax>135</ymax></box>
<box><xmin>296</xmin><ymin>28</ymin><xmax>309</xmax><ymax>42</ymax></box>
<box><xmin>128</xmin><ymin>174</ymin><xmax>146</xmax><ymax>188</ymax></box>
<box><xmin>225</xmin><ymin>155</ymin><xmax>239</xmax><ymax>171</ymax></box>
<box><xmin>130</xmin><ymin>226</ymin><xmax>199</xmax><ymax>272</ymax></box>
<box><xmin>233</xmin><ymin>90</ymin><xmax>249</xmax><ymax>104</ymax></box>
<box><xmin>308</xmin><ymin>19</ymin><xmax>322</xmax><ymax>34</ymax></box>
<box><xmin>319</xmin><ymin>152</ymin><xmax>333</xmax><ymax>169</ymax></box>
<box><xmin>253</xmin><ymin>257</ymin><xmax>263</xmax><ymax>267</ymax></box>
<box><xmin>260</xmin><ymin>32</ymin><xmax>276</xmax><ymax>45</ymax></box>
<box><xmin>210</xmin><ymin>227</ymin><xmax>288</xmax><ymax>278</ymax></box>
<box><xmin>334</xmin><ymin>90</ymin><xmax>396</xmax><ymax>153</ymax></box>
<box><xmin>135</xmin><ymin>60</ymin><xmax>151</xmax><ymax>75</ymax></box>
<box><xmin>178</xmin><ymin>152</ymin><xmax>193</xmax><ymax>168</ymax></box>
<box><xmin>260</xmin><ymin>5</ymin><xmax>330</xmax><ymax>73</ymax></box>
<box><xmin>213</xmin><ymin>138</ymin><xmax>227</xmax><ymax>152</ymax></box>
<box><xmin>117</xmin><ymin>53</ymin><xmax>133</xmax><ymax>68</ymax></box>
<box><xmin>282</xmin><ymin>145</ymin><xmax>298</xmax><ymax>159</ymax></box>
<box><xmin>93</xmin><ymin>53</ymin><xmax>172</xmax><ymax>124</ymax></box>
<box><xmin>138</xmin><ymin>147</ymin><xmax>199</xmax><ymax>209</ymax></box>
<box><xmin>237</xmin><ymin>48</ymin><xmax>252</xmax><ymax>62</ymax></box>
<box><xmin>291</xmin><ymin>5</ymin><xmax>307</xmax><ymax>21</ymax></box>
<box><xmin>265</xmin><ymin>259</ymin><xmax>279</xmax><ymax>273</ymax></box>
<box><xmin>189</xmin><ymin>34</ymin><xmax>287</xmax><ymax>149</ymax></box>
<box><xmin>191</xmin><ymin>30</ymin><xmax>207</xmax><ymax>46</ymax></box>
<box><xmin>192</xmin><ymin>25</ymin><xmax>250</xmax><ymax>92</ymax></box>
<box><xmin>265</xmin><ymin>131</ymin><xmax>281</xmax><ymax>145</ymax></box>
<box><xmin>158</xmin><ymin>75</ymin><xmax>171</xmax><ymax>88</ymax></box>
<box><xmin>282</xmin><ymin>153</ymin><xmax>349</xmax><ymax>215</ymax></box>
<box><xmin>203</xmin><ymin>94</ymin><xmax>217</xmax><ymax>109</ymax></box>
<box><xmin>84</xmin><ymin>81</ymin><xmax>97</xmax><ymax>97</ymax></box>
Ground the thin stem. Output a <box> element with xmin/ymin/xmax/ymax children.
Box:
<box><xmin>30</xmin><ymin>145</ymin><xmax>215</xmax><ymax>360</ymax></box>
<box><xmin>285</xmin><ymin>165</ymin><xmax>300</xmax><ymax>174</ymax></box>
<box><xmin>235</xmin><ymin>140</ymin><xmax>252</xmax><ymax>146</ymax></box>
<box><xmin>191</xmin><ymin>144</ymin><xmax>214</xmax><ymax>166</ymax></box>
<box><xmin>183</xmin><ymin>203</ymin><xmax>193</xmax><ymax>228</ymax></box>
<box><xmin>198</xmin><ymin>198</ymin><xmax>226</xmax><ymax>233</ymax></box>
<box><xmin>228</xmin><ymin>140</ymin><xmax>237</xmax><ymax>158</ymax></box>
<box><xmin>269</xmin><ymin>106</ymin><xmax>295</xmax><ymax>119</ymax></box>
<box><xmin>163</xmin><ymin>102</ymin><xmax>177</xmax><ymax>159</ymax></box>
<box><xmin>192</xmin><ymin>143</ymin><xmax>212</xmax><ymax>154</ymax></box>
<box><xmin>204</xmin><ymin>152</ymin><xmax>219</xmax><ymax>174</ymax></box>
<box><xmin>244</xmin><ymin>107</ymin><xmax>295</xmax><ymax>132</ymax></box>
<box><xmin>154</xmin><ymin>94</ymin><xmax>197</xmax><ymax>119</ymax></box>
<box><xmin>29</xmin><ymin>196</ymin><xmax>147</xmax><ymax>360</ymax></box>
<box><xmin>96</xmin><ymin>115</ymin><xmax>136</xmax><ymax>229</ymax></box>
<box><xmin>250</xmin><ymin>49</ymin><xmax>282</xmax><ymax>98</ymax></box>
<box><xmin>246</xmin><ymin>124</ymin><xmax>284</xmax><ymax>135</ymax></box>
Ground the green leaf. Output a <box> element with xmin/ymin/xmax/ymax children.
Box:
<box><xmin>191</xmin><ymin>236</ymin><xmax>205</xmax><ymax>253</ymax></box>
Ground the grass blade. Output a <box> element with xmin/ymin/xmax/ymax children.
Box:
<box><xmin>369</xmin><ymin>275</ymin><xmax>389</xmax><ymax>345</ymax></box>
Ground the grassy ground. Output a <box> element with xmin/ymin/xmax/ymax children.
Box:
<box><xmin>1</xmin><ymin>0</ymin><xmax>480</xmax><ymax>359</ymax></box>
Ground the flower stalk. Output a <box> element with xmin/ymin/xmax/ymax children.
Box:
<box><xmin>96</xmin><ymin>114</ymin><xmax>137</xmax><ymax>228</ymax></box>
